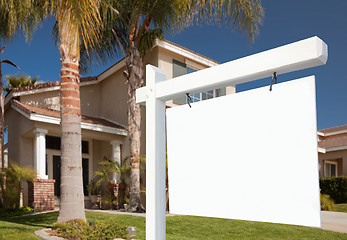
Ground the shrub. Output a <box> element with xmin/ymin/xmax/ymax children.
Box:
<box><xmin>0</xmin><ymin>164</ymin><xmax>36</xmax><ymax>209</ymax></box>
<box><xmin>0</xmin><ymin>206</ymin><xmax>34</xmax><ymax>218</ymax></box>
<box><xmin>52</xmin><ymin>218</ymin><xmax>128</xmax><ymax>240</ymax></box>
<box><xmin>320</xmin><ymin>194</ymin><xmax>335</xmax><ymax>211</ymax></box>
<box><xmin>320</xmin><ymin>177</ymin><xmax>347</xmax><ymax>203</ymax></box>
<box><xmin>90</xmin><ymin>219</ymin><xmax>128</xmax><ymax>240</ymax></box>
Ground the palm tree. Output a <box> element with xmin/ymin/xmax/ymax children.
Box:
<box><xmin>0</xmin><ymin>0</ymin><xmax>41</xmax><ymax>169</ymax></box>
<box><xmin>4</xmin><ymin>73</ymin><xmax>39</xmax><ymax>92</ymax></box>
<box><xmin>41</xmin><ymin>0</ymin><xmax>102</xmax><ymax>222</ymax></box>
<box><xmin>0</xmin><ymin>1</ymin><xmax>102</xmax><ymax>222</ymax></box>
<box><xmin>83</xmin><ymin>0</ymin><xmax>264</xmax><ymax>211</ymax></box>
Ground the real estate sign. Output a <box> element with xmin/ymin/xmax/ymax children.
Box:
<box><xmin>167</xmin><ymin>76</ymin><xmax>321</xmax><ymax>228</ymax></box>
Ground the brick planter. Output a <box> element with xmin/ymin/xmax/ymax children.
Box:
<box><xmin>28</xmin><ymin>179</ymin><xmax>55</xmax><ymax>211</ymax></box>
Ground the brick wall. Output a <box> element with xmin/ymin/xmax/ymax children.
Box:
<box><xmin>28</xmin><ymin>179</ymin><xmax>55</xmax><ymax>211</ymax></box>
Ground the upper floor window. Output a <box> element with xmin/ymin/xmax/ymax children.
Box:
<box><xmin>172</xmin><ymin>59</ymin><xmax>225</xmax><ymax>105</ymax></box>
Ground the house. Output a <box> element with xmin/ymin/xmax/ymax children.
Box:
<box><xmin>4</xmin><ymin>40</ymin><xmax>235</xmax><ymax>209</ymax></box>
<box><xmin>318</xmin><ymin>124</ymin><xmax>347</xmax><ymax>177</ymax></box>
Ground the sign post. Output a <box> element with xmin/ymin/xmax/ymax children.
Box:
<box><xmin>137</xmin><ymin>36</ymin><xmax>328</xmax><ymax>240</ymax></box>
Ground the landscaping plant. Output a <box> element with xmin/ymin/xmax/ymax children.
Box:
<box><xmin>0</xmin><ymin>163</ymin><xmax>36</xmax><ymax>210</ymax></box>
<box><xmin>320</xmin><ymin>194</ymin><xmax>335</xmax><ymax>211</ymax></box>
<box><xmin>52</xmin><ymin>218</ymin><xmax>128</xmax><ymax>240</ymax></box>
<box><xmin>320</xmin><ymin>177</ymin><xmax>347</xmax><ymax>203</ymax></box>
<box><xmin>95</xmin><ymin>157</ymin><xmax>131</xmax><ymax>209</ymax></box>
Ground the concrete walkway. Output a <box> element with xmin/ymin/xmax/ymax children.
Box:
<box><xmin>321</xmin><ymin>211</ymin><xmax>347</xmax><ymax>234</ymax></box>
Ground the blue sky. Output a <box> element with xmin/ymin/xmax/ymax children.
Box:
<box><xmin>1</xmin><ymin>0</ymin><xmax>346</xmax><ymax>130</ymax></box>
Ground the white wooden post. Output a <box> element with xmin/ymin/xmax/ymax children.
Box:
<box><xmin>136</xmin><ymin>36</ymin><xmax>328</xmax><ymax>240</ymax></box>
<box><xmin>145</xmin><ymin>65</ymin><xmax>167</xmax><ymax>240</ymax></box>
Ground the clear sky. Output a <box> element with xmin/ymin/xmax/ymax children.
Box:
<box><xmin>1</xmin><ymin>0</ymin><xmax>346</xmax><ymax>130</ymax></box>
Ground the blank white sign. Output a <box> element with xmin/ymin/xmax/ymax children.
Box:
<box><xmin>166</xmin><ymin>76</ymin><xmax>321</xmax><ymax>227</ymax></box>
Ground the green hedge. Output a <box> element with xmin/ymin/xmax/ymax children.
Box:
<box><xmin>319</xmin><ymin>177</ymin><xmax>347</xmax><ymax>203</ymax></box>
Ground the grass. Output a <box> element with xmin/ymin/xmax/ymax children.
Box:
<box><xmin>334</xmin><ymin>204</ymin><xmax>347</xmax><ymax>213</ymax></box>
<box><xmin>0</xmin><ymin>211</ymin><xmax>346</xmax><ymax>240</ymax></box>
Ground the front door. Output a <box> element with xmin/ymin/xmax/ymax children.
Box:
<box><xmin>53</xmin><ymin>155</ymin><xmax>61</xmax><ymax>196</ymax></box>
<box><xmin>52</xmin><ymin>156</ymin><xmax>89</xmax><ymax>197</ymax></box>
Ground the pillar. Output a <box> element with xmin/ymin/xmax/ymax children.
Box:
<box><xmin>110</xmin><ymin>140</ymin><xmax>122</xmax><ymax>184</ymax></box>
<box><xmin>33</xmin><ymin>128</ymin><xmax>48</xmax><ymax>179</ymax></box>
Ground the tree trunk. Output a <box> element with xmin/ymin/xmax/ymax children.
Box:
<box><xmin>0</xmin><ymin>63</ymin><xmax>3</xmax><ymax>169</ymax></box>
<box><xmin>57</xmin><ymin>33</ymin><xmax>86</xmax><ymax>222</ymax></box>
<box><xmin>0</xmin><ymin>63</ymin><xmax>3</xmax><ymax>207</ymax></box>
<box><xmin>127</xmin><ymin>41</ymin><xmax>144</xmax><ymax>211</ymax></box>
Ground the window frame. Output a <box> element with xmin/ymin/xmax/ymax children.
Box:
<box><xmin>324</xmin><ymin>160</ymin><xmax>338</xmax><ymax>177</ymax></box>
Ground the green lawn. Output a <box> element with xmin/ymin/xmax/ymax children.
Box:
<box><xmin>334</xmin><ymin>204</ymin><xmax>347</xmax><ymax>213</ymax></box>
<box><xmin>0</xmin><ymin>211</ymin><xmax>346</xmax><ymax>240</ymax></box>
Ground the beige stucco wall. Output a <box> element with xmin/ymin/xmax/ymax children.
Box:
<box><xmin>99</xmin><ymin>69</ymin><xmax>128</xmax><ymax>126</ymax></box>
<box><xmin>318</xmin><ymin>150</ymin><xmax>347</xmax><ymax>177</ymax></box>
<box><xmin>80</xmin><ymin>83</ymin><xmax>101</xmax><ymax>117</ymax></box>
<box><xmin>158</xmin><ymin>47</ymin><xmax>210</xmax><ymax>79</ymax></box>
<box><xmin>20</xmin><ymin>90</ymin><xmax>60</xmax><ymax>111</ymax></box>
<box><xmin>5</xmin><ymin>108</ymin><xmax>35</xmax><ymax>167</ymax></box>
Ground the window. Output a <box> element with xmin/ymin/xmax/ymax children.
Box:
<box><xmin>46</xmin><ymin>135</ymin><xmax>89</xmax><ymax>154</ymax></box>
<box><xmin>46</xmin><ymin>136</ymin><xmax>61</xmax><ymax>150</ymax></box>
<box><xmin>82</xmin><ymin>140</ymin><xmax>89</xmax><ymax>154</ymax></box>
<box><xmin>172</xmin><ymin>60</ymin><xmax>226</xmax><ymax>105</ymax></box>
<box><xmin>324</xmin><ymin>161</ymin><xmax>338</xmax><ymax>177</ymax></box>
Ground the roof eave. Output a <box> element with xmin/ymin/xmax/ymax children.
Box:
<box><xmin>11</xmin><ymin>102</ymin><xmax>127</xmax><ymax>136</ymax></box>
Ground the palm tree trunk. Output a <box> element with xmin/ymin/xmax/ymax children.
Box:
<box><xmin>127</xmin><ymin>41</ymin><xmax>144</xmax><ymax>211</ymax></box>
<box><xmin>0</xmin><ymin>63</ymin><xmax>3</xmax><ymax>169</ymax></box>
<box><xmin>57</xmin><ymin>35</ymin><xmax>86</xmax><ymax>222</ymax></box>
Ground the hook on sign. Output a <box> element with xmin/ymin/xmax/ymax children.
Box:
<box><xmin>269</xmin><ymin>72</ymin><xmax>277</xmax><ymax>91</ymax></box>
<box><xmin>186</xmin><ymin>93</ymin><xmax>192</xmax><ymax>108</ymax></box>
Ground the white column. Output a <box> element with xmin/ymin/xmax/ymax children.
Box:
<box><xmin>145</xmin><ymin>65</ymin><xmax>167</xmax><ymax>240</ymax></box>
<box><xmin>110</xmin><ymin>140</ymin><xmax>122</xmax><ymax>184</ymax></box>
<box><xmin>33</xmin><ymin>128</ymin><xmax>48</xmax><ymax>179</ymax></box>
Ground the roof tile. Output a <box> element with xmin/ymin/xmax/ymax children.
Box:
<box><xmin>319</xmin><ymin>124</ymin><xmax>347</xmax><ymax>134</ymax></box>
<box><xmin>12</xmin><ymin>99</ymin><xmax>126</xmax><ymax>130</ymax></box>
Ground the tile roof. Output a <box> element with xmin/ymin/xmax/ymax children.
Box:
<box><xmin>8</xmin><ymin>76</ymin><xmax>98</xmax><ymax>94</ymax></box>
<box><xmin>12</xmin><ymin>99</ymin><xmax>126</xmax><ymax>130</ymax></box>
<box><xmin>8</xmin><ymin>40</ymin><xmax>218</xmax><ymax>96</ymax></box>
<box><xmin>11</xmin><ymin>81</ymin><xmax>60</xmax><ymax>93</ymax></box>
<box><xmin>318</xmin><ymin>124</ymin><xmax>347</xmax><ymax>135</ymax></box>
<box><xmin>163</xmin><ymin>40</ymin><xmax>220</xmax><ymax>65</ymax></box>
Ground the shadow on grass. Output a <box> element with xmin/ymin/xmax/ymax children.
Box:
<box><xmin>0</xmin><ymin>211</ymin><xmax>58</xmax><ymax>229</ymax></box>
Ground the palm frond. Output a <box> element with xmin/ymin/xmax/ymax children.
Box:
<box><xmin>0</xmin><ymin>59</ymin><xmax>19</xmax><ymax>69</ymax></box>
<box><xmin>4</xmin><ymin>73</ymin><xmax>38</xmax><ymax>92</ymax></box>
<box><xmin>0</xmin><ymin>0</ymin><xmax>46</xmax><ymax>43</ymax></box>
<box><xmin>50</xmin><ymin>0</ymin><xmax>102</xmax><ymax>56</ymax></box>
<box><xmin>138</xmin><ymin>28</ymin><xmax>164</xmax><ymax>57</ymax></box>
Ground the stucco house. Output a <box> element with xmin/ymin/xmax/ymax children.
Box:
<box><xmin>4</xmin><ymin>40</ymin><xmax>235</xmax><ymax>209</ymax></box>
<box><xmin>318</xmin><ymin>124</ymin><xmax>347</xmax><ymax>177</ymax></box>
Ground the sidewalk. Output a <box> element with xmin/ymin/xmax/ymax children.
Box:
<box><xmin>321</xmin><ymin>211</ymin><xmax>347</xmax><ymax>234</ymax></box>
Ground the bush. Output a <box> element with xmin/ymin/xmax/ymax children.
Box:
<box><xmin>320</xmin><ymin>177</ymin><xmax>347</xmax><ymax>203</ymax></box>
<box><xmin>320</xmin><ymin>194</ymin><xmax>335</xmax><ymax>211</ymax></box>
<box><xmin>0</xmin><ymin>164</ymin><xmax>36</xmax><ymax>209</ymax></box>
<box><xmin>0</xmin><ymin>206</ymin><xmax>34</xmax><ymax>218</ymax></box>
<box><xmin>52</xmin><ymin>218</ymin><xmax>129</xmax><ymax>240</ymax></box>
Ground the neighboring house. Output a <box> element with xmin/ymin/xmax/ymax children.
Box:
<box><xmin>318</xmin><ymin>124</ymin><xmax>347</xmax><ymax>177</ymax></box>
<box><xmin>4</xmin><ymin>40</ymin><xmax>235</xmax><ymax>208</ymax></box>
